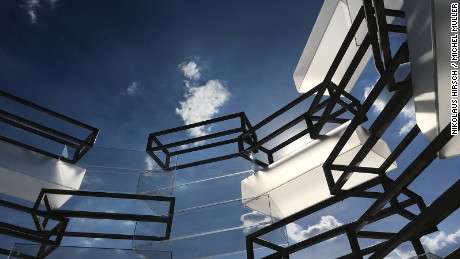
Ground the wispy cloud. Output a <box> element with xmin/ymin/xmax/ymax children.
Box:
<box><xmin>363</xmin><ymin>84</ymin><xmax>416</xmax><ymax>136</ymax></box>
<box><xmin>384</xmin><ymin>248</ymin><xmax>416</xmax><ymax>259</ymax></box>
<box><xmin>179</xmin><ymin>61</ymin><xmax>201</xmax><ymax>80</ymax></box>
<box><xmin>144</xmin><ymin>156</ymin><xmax>156</xmax><ymax>171</ymax></box>
<box><xmin>175</xmin><ymin>62</ymin><xmax>230</xmax><ymax>137</ymax></box>
<box><xmin>24</xmin><ymin>0</ymin><xmax>40</xmax><ymax>24</ymax></box>
<box><xmin>240</xmin><ymin>210</ymin><xmax>272</xmax><ymax>234</ymax></box>
<box><xmin>286</xmin><ymin>215</ymin><xmax>343</xmax><ymax>243</ymax></box>
<box><xmin>421</xmin><ymin>229</ymin><xmax>460</xmax><ymax>254</ymax></box>
<box><xmin>126</xmin><ymin>81</ymin><xmax>139</xmax><ymax>96</ymax></box>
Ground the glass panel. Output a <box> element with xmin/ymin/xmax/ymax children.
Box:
<box><xmin>133</xmin><ymin>223</ymin><xmax>287</xmax><ymax>259</ymax></box>
<box><xmin>173</xmin><ymin>156</ymin><xmax>253</xmax><ymax>184</ymax></box>
<box><xmin>10</xmin><ymin>244</ymin><xmax>172</xmax><ymax>259</ymax></box>
<box><xmin>173</xmin><ymin>171</ymin><xmax>251</xmax><ymax>210</ymax></box>
<box><xmin>77</xmin><ymin>147</ymin><xmax>171</xmax><ymax>171</ymax></box>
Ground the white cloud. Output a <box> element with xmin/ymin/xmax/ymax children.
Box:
<box><xmin>24</xmin><ymin>0</ymin><xmax>40</xmax><ymax>24</ymax></box>
<box><xmin>398</xmin><ymin>101</ymin><xmax>416</xmax><ymax>135</ymax></box>
<box><xmin>363</xmin><ymin>84</ymin><xmax>417</xmax><ymax>136</ymax></box>
<box><xmin>240</xmin><ymin>211</ymin><xmax>272</xmax><ymax>234</ymax></box>
<box><xmin>421</xmin><ymin>229</ymin><xmax>460</xmax><ymax>253</ymax></box>
<box><xmin>22</xmin><ymin>0</ymin><xmax>59</xmax><ymax>24</ymax></box>
<box><xmin>175</xmin><ymin>79</ymin><xmax>230</xmax><ymax>137</ymax></box>
<box><xmin>384</xmin><ymin>248</ymin><xmax>416</xmax><ymax>259</ymax></box>
<box><xmin>126</xmin><ymin>81</ymin><xmax>139</xmax><ymax>96</ymax></box>
<box><xmin>364</xmin><ymin>86</ymin><xmax>387</xmax><ymax>113</ymax></box>
<box><xmin>286</xmin><ymin>215</ymin><xmax>343</xmax><ymax>243</ymax></box>
<box><xmin>179</xmin><ymin>61</ymin><xmax>201</xmax><ymax>80</ymax></box>
<box><xmin>144</xmin><ymin>156</ymin><xmax>155</xmax><ymax>171</ymax></box>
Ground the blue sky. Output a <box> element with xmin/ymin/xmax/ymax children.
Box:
<box><xmin>1</xmin><ymin>0</ymin><xmax>460</xmax><ymax>258</ymax></box>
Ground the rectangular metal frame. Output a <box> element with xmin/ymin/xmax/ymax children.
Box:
<box><xmin>33</xmin><ymin>189</ymin><xmax>175</xmax><ymax>242</ymax></box>
<box><xmin>146</xmin><ymin>112</ymin><xmax>266</xmax><ymax>171</ymax></box>
<box><xmin>0</xmin><ymin>199</ymin><xmax>68</xmax><ymax>258</ymax></box>
<box><xmin>0</xmin><ymin>90</ymin><xmax>99</xmax><ymax>164</ymax></box>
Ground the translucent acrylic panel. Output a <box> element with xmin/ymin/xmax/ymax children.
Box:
<box><xmin>170</xmin><ymin>198</ymin><xmax>270</xmax><ymax>239</ymax></box>
<box><xmin>138</xmin><ymin>170</ymin><xmax>176</xmax><ymax>197</ymax></box>
<box><xmin>173</xmin><ymin>156</ymin><xmax>254</xmax><ymax>185</ymax></box>
<box><xmin>10</xmin><ymin>244</ymin><xmax>172</xmax><ymax>259</ymax></box>
<box><xmin>64</xmin><ymin>218</ymin><xmax>136</xmax><ymax>235</ymax></box>
<box><xmin>77</xmin><ymin>147</ymin><xmax>172</xmax><ymax>171</ymax></box>
<box><xmin>80</xmin><ymin>168</ymin><xmax>141</xmax><ymax>193</ymax></box>
<box><xmin>133</xmin><ymin>223</ymin><xmax>288</xmax><ymax>259</ymax></box>
<box><xmin>134</xmin><ymin>220</ymin><xmax>168</xmax><ymax>240</ymax></box>
<box><xmin>138</xmin><ymin>170</ymin><xmax>251</xmax><ymax>211</ymax></box>
<box><xmin>174</xmin><ymin>171</ymin><xmax>251</xmax><ymax>210</ymax></box>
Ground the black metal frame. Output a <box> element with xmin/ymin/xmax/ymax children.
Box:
<box><xmin>245</xmin><ymin>122</ymin><xmax>453</xmax><ymax>259</ymax></box>
<box><xmin>363</xmin><ymin>0</ymin><xmax>407</xmax><ymax>90</ymax></box>
<box><xmin>0</xmin><ymin>199</ymin><xmax>68</xmax><ymax>258</ymax></box>
<box><xmin>0</xmin><ymin>90</ymin><xmax>99</xmax><ymax>164</ymax></box>
<box><xmin>146</xmin><ymin>112</ymin><xmax>266</xmax><ymax>171</ymax></box>
<box><xmin>33</xmin><ymin>189</ymin><xmax>176</xmax><ymax>242</ymax></box>
<box><xmin>243</xmin><ymin>1</ymin><xmax>458</xmax><ymax>258</ymax></box>
<box><xmin>146</xmin><ymin>9</ymin><xmax>368</xmax><ymax>170</ymax></box>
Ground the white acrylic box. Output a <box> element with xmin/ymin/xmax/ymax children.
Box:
<box><xmin>406</xmin><ymin>0</ymin><xmax>459</xmax><ymax>158</ymax></box>
<box><xmin>241</xmin><ymin>122</ymin><xmax>397</xmax><ymax>218</ymax></box>
<box><xmin>0</xmin><ymin>140</ymin><xmax>85</xmax><ymax>208</ymax></box>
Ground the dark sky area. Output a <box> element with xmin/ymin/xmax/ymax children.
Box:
<box><xmin>0</xmin><ymin>0</ymin><xmax>459</xmax><ymax>258</ymax></box>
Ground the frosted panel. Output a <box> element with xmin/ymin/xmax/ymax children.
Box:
<box><xmin>406</xmin><ymin>0</ymin><xmax>459</xmax><ymax>158</ymax></box>
<box><xmin>242</xmin><ymin>121</ymin><xmax>397</xmax><ymax>218</ymax></box>
<box><xmin>133</xmin><ymin>223</ymin><xmax>287</xmax><ymax>259</ymax></box>
<box><xmin>10</xmin><ymin>244</ymin><xmax>172</xmax><ymax>259</ymax></box>
<box><xmin>0</xmin><ymin>140</ymin><xmax>85</xmax><ymax>208</ymax></box>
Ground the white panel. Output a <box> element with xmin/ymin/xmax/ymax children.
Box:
<box><xmin>406</xmin><ymin>0</ymin><xmax>459</xmax><ymax>158</ymax></box>
<box><xmin>293</xmin><ymin>0</ymin><xmax>372</xmax><ymax>94</ymax></box>
<box><xmin>0</xmin><ymin>140</ymin><xmax>86</xmax><ymax>208</ymax></box>
<box><xmin>293</xmin><ymin>0</ymin><xmax>404</xmax><ymax>94</ymax></box>
<box><xmin>241</xmin><ymin>122</ymin><xmax>397</xmax><ymax>218</ymax></box>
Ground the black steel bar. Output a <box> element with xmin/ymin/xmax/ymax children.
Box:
<box><xmin>312</xmin><ymin>35</ymin><xmax>371</xmax><ymax>137</ymax></box>
<box><xmin>363</xmin><ymin>0</ymin><xmax>385</xmax><ymax>73</ymax></box>
<box><xmin>322</xmin><ymin>43</ymin><xmax>408</xmax><ymax>194</ymax></box>
<box><xmin>262</xmin><ymin>224</ymin><xmax>350</xmax><ymax>259</ymax></box>
<box><xmin>384</xmin><ymin>9</ymin><xmax>405</xmax><ymax>18</ymax></box>
<box><xmin>357</xmin><ymin>231</ymin><xmax>395</xmax><ymax>239</ymax></box>
<box><xmin>0</xmin><ymin>109</ymin><xmax>86</xmax><ymax>146</ymax></box>
<box><xmin>0</xmin><ymin>90</ymin><xmax>98</xmax><ymax>131</ymax></box>
<box><xmin>37</xmin><ymin>189</ymin><xmax>175</xmax><ymax>201</ymax></box>
<box><xmin>308</xmin><ymin>7</ymin><xmax>366</xmax><ymax>117</ymax></box>
<box><xmin>252</xmin><ymin>192</ymin><xmax>420</xmax><ymax>258</ymax></box>
<box><xmin>386</xmin><ymin>24</ymin><xmax>406</xmax><ymax>33</ymax></box>
<box><xmin>330</xmin><ymin>77</ymin><xmax>413</xmax><ymax>193</ymax></box>
<box><xmin>57</xmin><ymin>231</ymin><xmax>170</xmax><ymax>241</ymax></box>
<box><xmin>369</xmin><ymin>178</ymin><xmax>460</xmax><ymax>259</ymax></box>
<box><xmin>373</xmin><ymin>0</ymin><xmax>392</xmax><ymax>70</ymax></box>
<box><xmin>51</xmin><ymin>210</ymin><xmax>169</xmax><ymax>222</ymax></box>
<box><xmin>347</xmin><ymin>229</ymin><xmax>363</xmax><ymax>259</ymax></box>
<box><xmin>167</xmin><ymin>138</ymin><xmax>239</xmax><ymax>156</ymax></box>
<box><xmin>355</xmin><ymin>123</ymin><xmax>454</xmax><ymax>232</ymax></box>
<box><xmin>411</xmin><ymin>239</ymin><xmax>427</xmax><ymax>258</ymax></box>
<box><xmin>329</xmin><ymin>164</ymin><xmax>382</xmax><ymax>174</ymax></box>
<box><xmin>253</xmin><ymin>237</ymin><xmax>284</xmax><ymax>251</ymax></box>
<box><xmin>0</xmin><ymin>115</ymin><xmax>79</xmax><ymax>149</ymax></box>
<box><xmin>173</xmin><ymin>151</ymin><xmax>244</xmax><ymax>170</ymax></box>
<box><xmin>242</xmin><ymin>86</ymin><xmax>320</xmax><ymax>139</ymax></box>
<box><xmin>146</xmin><ymin>150</ymin><xmax>168</xmax><ymax>170</ymax></box>
<box><xmin>246</xmin><ymin>178</ymin><xmax>380</xmax><ymax>240</ymax></box>
<box><xmin>152</xmin><ymin>112</ymin><xmax>244</xmax><ymax>136</ymax></box>
<box><xmin>156</xmin><ymin>128</ymin><xmax>242</xmax><ymax>150</ymax></box>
